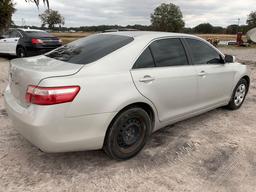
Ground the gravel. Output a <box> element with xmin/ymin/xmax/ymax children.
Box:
<box><xmin>0</xmin><ymin>48</ymin><xmax>256</xmax><ymax>192</ymax></box>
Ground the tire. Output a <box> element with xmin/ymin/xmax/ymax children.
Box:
<box><xmin>226</xmin><ymin>78</ymin><xmax>248</xmax><ymax>110</ymax></box>
<box><xmin>103</xmin><ymin>107</ymin><xmax>152</xmax><ymax>160</ymax></box>
<box><xmin>16</xmin><ymin>46</ymin><xmax>27</xmax><ymax>58</ymax></box>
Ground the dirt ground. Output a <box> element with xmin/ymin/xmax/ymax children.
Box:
<box><xmin>0</xmin><ymin>47</ymin><xmax>256</xmax><ymax>192</ymax></box>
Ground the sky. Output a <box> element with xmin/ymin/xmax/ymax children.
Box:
<box><xmin>12</xmin><ymin>0</ymin><xmax>256</xmax><ymax>28</ymax></box>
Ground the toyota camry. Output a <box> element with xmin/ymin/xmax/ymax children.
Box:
<box><xmin>4</xmin><ymin>32</ymin><xmax>250</xmax><ymax>160</ymax></box>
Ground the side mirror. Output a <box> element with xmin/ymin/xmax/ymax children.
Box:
<box><xmin>225</xmin><ymin>55</ymin><xmax>236</xmax><ymax>63</ymax></box>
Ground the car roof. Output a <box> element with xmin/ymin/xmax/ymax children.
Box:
<box><xmin>104</xmin><ymin>31</ymin><xmax>196</xmax><ymax>40</ymax></box>
<box><xmin>17</xmin><ymin>28</ymin><xmax>46</xmax><ymax>32</ymax></box>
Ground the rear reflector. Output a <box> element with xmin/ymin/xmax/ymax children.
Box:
<box><xmin>25</xmin><ymin>86</ymin><xmax>80</xmax><ymax>105</ymax></box>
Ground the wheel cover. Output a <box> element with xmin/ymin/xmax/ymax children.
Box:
<box><xmin>234</xmin><ymin>84</ymin><xmax>246</xmax><ymax>106</ymax></box>
<box><xmin>117</xmin><ymin>118</ymin><xmax>144</xmax><ymax>149</ymax></box>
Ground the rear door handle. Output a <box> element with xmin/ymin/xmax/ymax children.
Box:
<box><xmin>198</xmin><ymin>71</ymin><xmax>207</xmax><ymax>77</ymax></box>
<box><xmin>139</xmin><ymin>75</ymin><xmax>155</xmax><ymax>83</ymax></box>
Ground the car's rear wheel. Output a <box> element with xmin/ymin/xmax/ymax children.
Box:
<box><xmin>16</xmin><ymin>46</ymin><xmax>27</xmax><ymax>58</ymax></box>
<box><xmin>226</xmin><ymin>78</ymin><xmax>248</xmax><ymax>110</ymax></box>
<box><xmin>103</xmin><ymin>107</ymin><xmax>152</xmax><ymax>160</ymax></box>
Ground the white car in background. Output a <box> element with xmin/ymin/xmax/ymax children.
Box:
<box><xmin>4</xmin><ymin>32</ymin><xmax>250</xmax><ymax>160</ymax></box>
<box><xmin>0</xmin><ymin>28</ymin><xmax>62</xmax><ymax>57</ymax></box>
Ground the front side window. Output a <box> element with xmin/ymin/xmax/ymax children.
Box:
<box><xmin>46</xmin><ymin>34</ymin><xmax>134</xmax><ymax>65</ymax></box>
<box><xmin>150</xmin><ymin>38</ymin><xmax>188</xmax><ymax>67</ymax></box>
<box><xmin>2</xmin><ymin>30</ymin><xmax>11</xmax><ymax>38</ymax></box>
<box><xmin>186</xmin><ymin>38</ymin><xmax>223</xmax><ymax>64</ymax></box>
<box><xmin>133</xmin><ymin>47</ymin><xmax>155</xmax><ymax>69</ymax></box>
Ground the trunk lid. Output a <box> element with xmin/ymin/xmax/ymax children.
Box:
<box><xmin>9</xmin><ymin>55</ymin><xmax>83</xmax><ymax>107</ymax></box>
<box><xmin>40</xmin><ymin>37</ymin><xmax>62</xmax><ymax>48</ymax></box>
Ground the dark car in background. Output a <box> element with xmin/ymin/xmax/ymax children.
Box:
<box><xmin>0</xmin><ymin>28</ymin><xmax>62</xmax><ymax>58</ymax></box>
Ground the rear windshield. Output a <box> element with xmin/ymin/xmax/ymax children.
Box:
<box><xmin>25</xmin><ymin>31</ymin><xmax>53</xmax><ymax>37</ymax></box>
<box><xmin>45</xmin><ymin>34</ymin><xmax>134</xmax><ymax>65</ymax></box>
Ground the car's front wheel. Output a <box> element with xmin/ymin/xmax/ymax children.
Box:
<box><xmin>16</xmin><ymin>46</ymin><xmax>27</xmax><ymax>58</ymax></box>
<box><xmin>103</xmin><ymin>107</ymin><xmax>152</xmax><ymax>160</ymax></box>
<box><xmin>226</xmin><ymin>78</ymin><xmax>248</xmax><ymax>110</ymax></box>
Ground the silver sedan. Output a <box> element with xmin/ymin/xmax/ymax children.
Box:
<box><xmin>4</xmin><ymin>32</ymin><xmax>250</xmax><ymax>160</ymax></box>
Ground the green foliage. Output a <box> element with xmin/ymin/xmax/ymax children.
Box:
<box><xmin>212</xmin><ymin>26</ymin><xmax>225</xmax><ymax>34</ymax></box>
<box><xmin>39</xmin><ymin>9</ymin><xmax>65</xmax><ymax>29</ymax></box>
<box><xmin>151</xmin><ymin>3</ymin><xmax>185</xmax><ymax>32</ymax></box>
<box><xmin>226</xmin><ymin>25</ymin><xmax>238</xmax><ymax>34</ymax></box>
<box><xmin>247</xmin><ymin>11</ymin><xmax>256</xmax><ymax>29</ymax></box>
<box><xmin>0</xmin><ymin>0</ymin><xmax>16</xmax><ymax>33</ymax></box>
<box><xmin>194</xmin><ymin>23</ymin><xmax>214</xmax><ymax>34</ymax></box>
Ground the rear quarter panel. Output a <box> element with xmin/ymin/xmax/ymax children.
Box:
<box><xmin>38</xmin><ymin>70</ymin><xmax>157</xmax><ymax>119</ymax></box>
<box><xmin>38</xmin><ymin>37</ymin><xmax>158</xmax><ymax>117</ymax></box>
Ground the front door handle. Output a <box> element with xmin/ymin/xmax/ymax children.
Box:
<box><xmin>198</xmin><ymin>71</ymin><xmax>207</xmax><ymax>77</ymax></box>
<box><xmin>139</xmin><ymin>75</ymin><xmax>155</xmax><ymax>83</ymax></box>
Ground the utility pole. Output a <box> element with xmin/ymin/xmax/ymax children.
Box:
<box><xmin>237</xmin><ymin>18</ymin><xmax>240</xmax><ymax>33</ymax></box>
<box><xmin>22</xmin><ymin>18</ymin><xmax>26</xmax><ymax>27</ymax></box>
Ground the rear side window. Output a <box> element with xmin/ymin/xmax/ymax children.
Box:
<box><xmin>46</xmin><ymin>34</ymin><xmax>134</xmax><ymax>65</ymax></box>
<box><xmin>150</xmin><ymin>38</ymin><xmax>188</xmax><ymax>67</ymax></box>
<box><xmin>133</xmin><ymin>47</ymin><xmax>155</xmax><ymax>69</ymax></box>
<box><xmin>186</xmin><ymin>38</ymin><xmax>223</xmax><ymax>64</ymax></box>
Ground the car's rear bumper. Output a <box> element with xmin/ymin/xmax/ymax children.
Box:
<box><xmin>4</xmin><ymin>86</ymin><xmax>116</xmax><ymax>153</ymax></box>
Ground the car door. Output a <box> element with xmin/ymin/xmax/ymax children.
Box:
<box><xmin>7</xmin><ymin>30</ymin><xmax>21</xmax><ymax>54</ymax></box>
<box><xmin>0</xmin><ymin>32</ymin><xmax>10</xmax><ymax>54</ymax></box>
<box><xmin>131</xmin><ymin>38</ymin><xmax>198</xmax><ymax>122</ymax></box>
<box><xmin>184</xmin><ymin>38</ymin><xmax>235</xmax><ymax>109</ymax></box>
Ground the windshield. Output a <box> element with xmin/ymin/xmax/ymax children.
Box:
<box><xmin>45</xmin><ymin>34</ymin><xmax>134</xmax><ymax>65</ymax></box>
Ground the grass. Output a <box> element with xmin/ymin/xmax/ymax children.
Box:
<box><xmin>51</xmin><ymin>32</ymin><xmax>94</xmax><ymax>44</ymax></box>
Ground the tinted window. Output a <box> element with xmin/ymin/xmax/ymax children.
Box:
<box><xmin>2</xmin><ymin>30</ymin><xmax>11</xmax><ymax>38</ymax></box>
<box><xmin>186</xmin><ymin>38</ymin><xmax>223</xmax><ymax>64</ymax></box>
<box><xmin>25</xmin><ymin>31</ymin><xmax>53</xmax><ymax>37</ymax></box>
<box><xmin>46</xmin><ymin>34</ymin><xmax>134</xmax><ymax>65</ymax></box>
<box><xmin>133</xmin><ymin>48</ymin><xmax>155</xmax><ymax>69</ymax></box>
<box><xmin>9</xmin><ymin>30</ymin><xmax>21</xmax><ymax>38</ymax></box>
<box><xmin>150</xmin><ymin>38</ymin><xmax>188</xmax><ymax>67</ymax></box>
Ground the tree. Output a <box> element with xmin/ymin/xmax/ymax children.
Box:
<box><xmin>39</xmin><ymin>9</ymin><xmax>64</xmax><ymax>29</ymax></box>
<box><xmin>0</xmin><ymin>0</ymin><xmax>16</xmax><ymax>34</ymax></box>
<box><xmin>0</xmin><ymin>0</ymin><xmax>50</xmax><ymax>33</ymax></box>
<box><xmin>226</xmin><ymin>25</ymin><xmax>239</xmax><ymax>34</ymax></box>
<box><xmin>151</xmin><ymin>3</ymin><xmax>185</xmax><ymax>32</ymax></box>
<box><xmin>212</xmin><ymin>26</ymin><xmax>225</xmax><ymax>34</ymax></box>
<box><xmin>25</xmin><ymin>0</ymin><xmax>49</xmax><ymax>9</ymax></box>
<box><xmin>194</xmin><ymin>23</ymin><xmax>214</xmax><ymax>34</ymax></box>
<box><xmin>247</xmin><ymin>11</ymin><xmax>256</xmax><ymax>29</ymax></box>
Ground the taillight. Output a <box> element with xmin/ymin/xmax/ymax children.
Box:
<box><xmin>32</xmin><ymin>38</ymin><xmax>44</xmax><ymax>44</ymax></box>
<box><xmin>58</xmin><ymin>39</ymin><xmax>62</xmax><ymax>43</ymax></box>
<box><xmin>25</xmin><ymin>85</ymin><xmax>80</xmax><ymax>105</ymax></box>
